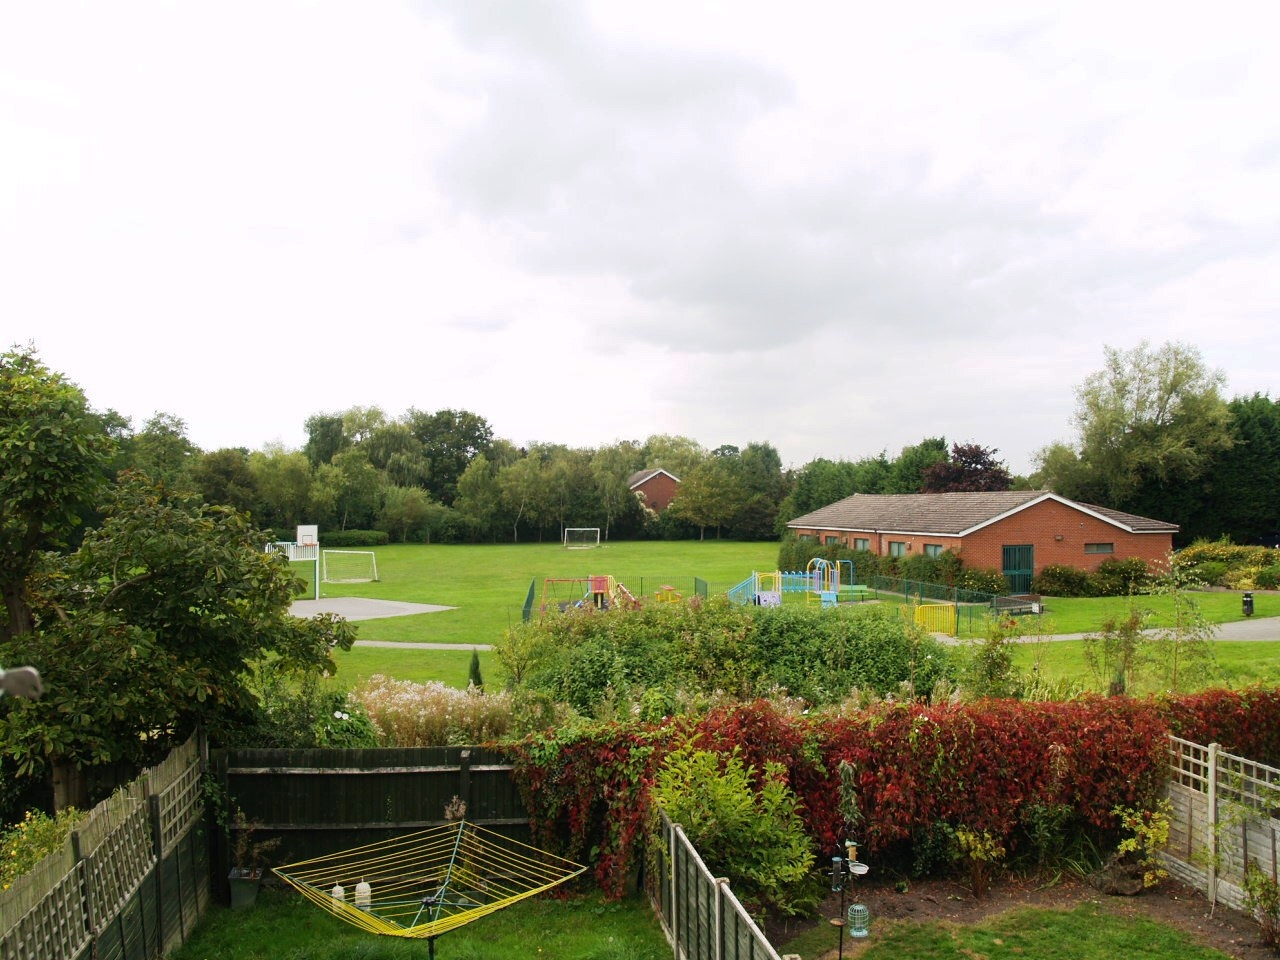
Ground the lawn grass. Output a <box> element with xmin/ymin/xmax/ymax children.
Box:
<box><xmin>169</xmin><ymin>887</ymin><xmax>669</xmax><ymax>960</ymax></box>
<box><xmin>1009</xmin><ymin>638</ymin><xmax>1280</xmax><ymax>692</ymax></box>
<box><xmin>308</xmin><ymin>541</ymin><xmax>778</xmax><ymax>689</ymax></box>
<box><xmin>776</xmin><ymin>902</ymin><xmax>1235</xmax><ymax>960</ymax></box>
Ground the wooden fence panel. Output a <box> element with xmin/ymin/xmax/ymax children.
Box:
<box><xmin>648</xmin><ymin>811</ymin><xmax>781</xmax><ymax>960</ymax></box>
<box><xmin>0</xmin><ymin>732</ymin><xmax>207</xmax><ymax>960</ymax></box>
<box><xmin>214</xmin><ymin>745</ymin><xmax>530</xmax><ymax>877</ymax></box>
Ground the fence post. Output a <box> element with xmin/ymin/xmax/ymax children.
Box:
<box><xmin>715</xmin><ymin>877</ymin><xmax>730</xmax><ymax>960</ymax></box>
<box><xmin>1208</xmin><ymin>741</ymin><xmax>1220</xmax><ymax>905</ymax></box>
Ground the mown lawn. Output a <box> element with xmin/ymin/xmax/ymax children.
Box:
<box><xmin>777</xmin><ymin>902</ymin><xmax>1237</xmax><ymax>960</ymax></box>
<box><xmin>308</xmin><ymin>541</ymin><xmax>779</xmax><ymax>688</ymax></box>
<box><xmin>169</xmin><ymin>886</ymin><xmax>668</xmax><ymax>960</ymax></box>
<box><xmin>301</xmin><ymin>542</ymin><xmax>1280</xmax><ymax>694</ymax></box>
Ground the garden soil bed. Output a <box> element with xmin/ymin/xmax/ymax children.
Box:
<box><xmin>769</xmin><ymin>874</ymin><xmax>1273</xmax><ymax>960</ymax></box>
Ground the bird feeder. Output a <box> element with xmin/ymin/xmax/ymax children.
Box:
<box><xmin>847</xmin><ymin>903</ymin><xmax>871</xmax><ymax>937</ymax></box>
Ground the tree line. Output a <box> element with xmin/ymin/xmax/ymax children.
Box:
<box><xmin>17</xmin><ymin>339</ymin><xmax>1280</xmax><ymax>549</ymax></box>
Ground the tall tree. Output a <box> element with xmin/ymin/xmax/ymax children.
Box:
<box><xmin>454</xmin><ymin>453</ymin><xmax>503</xmax><ymax>541</ymax></box>
<box><xmin>0</xmin><ymin>347</ymin><xmax>113</xmax><ymax>642</ymax></box>
<box><xmin>921</xmin><ymin>443</ymin><xmax>1013</xmax><ymax>493</ymax></box>
<box><xmin>191</xmin><ymin>447</ymin><xmax>258</xmax><ymax>514</ymax></box>
<box><xmin>130</xmin><ymin>412</ymin><xmax>198</xmax><ymax>489</ymax></box>
<box><xmin>303</xmin><ymin>413</ymin><xmax>348</xmax><ymax>467</ymax></box>
<box><xmin>248</xmin><ymin>445</ymin><xmax>313</xmax><ymax>533</ymax></box>
<box><xmin>1</xmin><ymin>472</ymin><xmax>354</xmax><ymax>804</ymax></box>
<box><xmin>592</xmin><ymin>442</ymin><xmax>642</xmax><ymax>541</ymax></box>
<box><xmin>1039</xmin><ymin>341</ymin><xmax>1233</xmax><ymax>509</ymax></box>
<box><xmin>887</xmin><ymin>437</ymin><xmax>949</xmax><ymax>493</ymax></box>
<box><xmin>407</xmin><ymin>409</ymin><xmax>493</xmax><ymax>505</ymax></box>
<box><xmin>670</xmin><ymin>457</ymin><xmax>747</xmax><ymax>540</ymax></box>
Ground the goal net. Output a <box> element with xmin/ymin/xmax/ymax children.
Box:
<box><xmin>563</xmin><ymin>527</ymin><xmax>601</xmax><ymax>550</ymax></box>
<box><xmin>322</xmin><ymin>550</ymin><xmax>379</xmax><ymax>583</ymax></box>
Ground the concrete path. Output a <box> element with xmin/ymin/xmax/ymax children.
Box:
<box><xmin>289</xmin><ymin>597</ymin><xmax>489</xmax><ymax>650</ymax></box>
<box><xmin>290</xmin><ymin>597</ymin><xmax>454</xmax><ymax>621</ymax></box>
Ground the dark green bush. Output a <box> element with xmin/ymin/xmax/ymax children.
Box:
<box><xmin>1257</xmin><ymin>566</ymin><xmax>1280</xmax><ymax>590</ymax></box>
<box><xmin>957</xmin><ymin>567</ymin><xmax>1008</xmax><ymax>595</ymax></box>
<box><xmin>1032</xmin><ymin>564</ymin><xmax>1096</xmax><ymax>597</ymax></box>
<box><xmin>1091</xmin><ymin>557</ymin><xmax>1151</xmax><ymax>596</ymax></box>
<box><xmin>320</xmin><ymin>529</ymin><xmax>389</xmax><ymax>547</ymax></box>
<box><xmin>1189</xmin><ymin>561</ymin><xmax>1230</xmax><ymax>586</ymax></box>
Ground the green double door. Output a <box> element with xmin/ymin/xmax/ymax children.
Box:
<box><xmin>1002</xmin><ymin>544</ymin><xmax>1034</xmax><ymax>594</ymax></box>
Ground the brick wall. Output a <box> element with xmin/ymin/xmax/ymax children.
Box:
<box><xmin>791</xmin><ymin>498</ymin><xmax>1173</xmax><ymax>575</ymax></box>
<box><xmin>635</xmin><ymin>473</ymin><xmax>680</xmax><ymax>511</ymax></box>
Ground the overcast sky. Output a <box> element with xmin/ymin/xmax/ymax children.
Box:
<box><xmin>3</xmin><ymin>2</ymin><xmax>1277</xmax><ymax>476</ymax></box>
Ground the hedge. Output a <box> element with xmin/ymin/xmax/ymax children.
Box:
<box><xmin>506</xmin><ymin>689</ymin><xmax>1280</xmax><ymax>897</ymax></box>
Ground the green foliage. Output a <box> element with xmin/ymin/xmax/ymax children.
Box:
<box><xmin>0</xmin><ymin>806</ymin><xmax>85</xmax><ymax>891</ymax></box>
<box><xmin>1017</xmin><ymin>802</ymin><xmax>1077</xmax><ymax>871</ymax></box>
<box><xmin>468</xmin><ymin>649</ymin><xmax>484</xmax><ymax>690</ymax></box>
<box><xmin>652</xmin><ymin>745</ymin><xmax>820</xmax><ymax>920</ymax></box>
<box><xmin>1111</xmin><ymin>801</ymin><xmax>1171</xmax><ymax>888</ymax></box>
<box><xmin>1033</xmin><ymin>564</ymin><xmax>1097</xmax><ymax>597</ymax></box>
<box><xmin>499</xmin><ymin>599</ymin><xmax>954</xmax><ymax>715</ymax></box>
<box><xmin>0</xmin><ymin>472</ymin><xmax>357</xmax><ymax>787</ymax></box>
<box><xmin>949</xmin><ymin>566</ymin><xmax>1004</xmax><ymax>594</ymax></box>
<box><xmin>0</xmin><ymin>346</ymin><xmax>113</xmax><ymax>642</ymax></box>
<box><xmin>1092</xmin><ymin>557</ymin><xmax>1151</xmax><ymax>596</ymax></box>
<box><xmin>320</xmin><ymin>528</ymin><xmax>389</xmax><ymax>547</ymax></box>
<box><xmin>953</xmin><ymin>826</ymin><xmax>1006</xmax><ymax>898</ymax></box>
<box><xmin>1259</xmin><ymin>566</ymin><xmax>1280</xmax><ymax>590</ymax></box>
<box><xmin>1082</xmin><ymin>608</ymin><xmax>1149</xmax><ymax>693</ymax></box>
<box><xmin>962</xmin><ymin>615</ymin><xmax>1022</xmax><ymax>699</ymax></box>
<box><xmin>1243</xmin><ymin>860</ymin><xmax>1280</xmax><ymax>951</ymax></box>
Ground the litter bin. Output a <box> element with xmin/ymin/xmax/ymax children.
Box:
<box><xmin>1243</xmin><ymin>592</ymin><xmax>1254</xmax><ymax>617</ymax></box>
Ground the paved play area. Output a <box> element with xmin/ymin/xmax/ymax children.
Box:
<box><xmin>289</xmin><ymin>597</ymin><xmax>454</xmax><ymax>621</ymax></box>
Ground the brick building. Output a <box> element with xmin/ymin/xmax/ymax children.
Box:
<box><xmin>628</xmin><ymin>468</ymin><xmax>681</xmax><ymax>512</ymax></box>
<box><xmin>786</xmin><ymin>491</ymin><xmax>1177</xmax><ymax>592</ymax></box>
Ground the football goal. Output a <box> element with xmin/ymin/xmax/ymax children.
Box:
<box><xmin>322</xmin><ymin>550</ymin><xmax>379</xmax><ymax>583</ymax></box>
<box><xmin>563</xmin><ymin>527</ymin><xmax>601</xmax><ymax>550</ymax></box>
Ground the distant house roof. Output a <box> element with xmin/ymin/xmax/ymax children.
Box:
<box><xmin>787</xmin><ymin>491</ymin><xmax>1178</xmax><ymax>537</ymax></box>
<box><xmin>628</xmin><ymin>468</ymin><xmax>681</xmax><ymax>489</ymax></box>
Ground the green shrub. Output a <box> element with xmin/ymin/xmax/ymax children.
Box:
<box><xmin>1091</xmin><ymin>557</ymin><xmax>1151</xmax><ymax>596</ymax></box>
<box><xmin>957</xmin><ymin>567</ymin><xmax>1008</xmax><ymax>595</ymax></box>
<box><xmin>1</xmin><ymin>807</ymin><xmax>86</xmax><ymax>891</ymax></box>
<box><xmin>1257</xmin><ymin>566</ymin><xmax>1280</xmax><ymax>590</ymax></box>
<box><xmin>320</xmin><ymin>529</ymin><xmax>388</xmax><ymax>547</ymax></box>
<box><xmin>652</xmin><ymin>745</ymin><xmax>821</xmax><ymax>921</ymax></box>
<box><xmin>1032</xmin><ymin>564</ymin><xmax>1096</xmax><ymax>597</ymax></box>
<box><xmin>1187</xmin><ymin>561</ymin><xmax>1229</xmax><ymax>586</ymax></box>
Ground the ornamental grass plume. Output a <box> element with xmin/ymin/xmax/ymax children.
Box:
<box><xmin>350</xmin><ymin>675</ymin><xmax>513</xmax><ymax>747</ymax></box>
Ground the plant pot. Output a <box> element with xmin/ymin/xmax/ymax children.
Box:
<box><xmin>228</xmin><ymin>870</ymin><xmax>263</xmax><ymax>909</ymax></box>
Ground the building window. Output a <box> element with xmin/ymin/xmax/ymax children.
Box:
<box><xmin>1084</xmin><ymin>542</ymin><xmax>1115</xmax><ymax>554</ymax></box>
<box><xmin>924</xmin><ymin>544</ymin><xmax>943</xmax><ymax>558</ymax></box>
<box><xmin>889</xmin><ymin>541</ymin><xmax>907</xmax><ymax>557</ymax></box>
<box><xmin>852</xmin><ymin>538</ymin><xmax>870</xmax><ymax>551</ymax></box>
<box><xmin>825</xmin><ymin>535</ymin><xmax>841</xmax><ymax>546</ymax></box>
<box><xmin>799</xmin><ymin>534</ymin><xmax>815</xmax><ymax>542</ymax></box>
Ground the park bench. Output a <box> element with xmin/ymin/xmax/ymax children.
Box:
<box><xmin>993</xmin><ymin>595</ymin><xmax>1043</xmax><ymax>616</ymax></box>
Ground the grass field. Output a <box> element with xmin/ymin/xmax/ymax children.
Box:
<box><xmin>169</xmin><ymin>887</ymin><xmax>669</xmax><ymax>960</ymax></box>
<box><xmin>776</xmin><ymin>901</ymin><xmax>1236</xmax><ymax>960</ymax></box>
<box><xmin>300</xmin><ymin>542</ymin><xmax>1280</xmax><ymax>694</ymax></box>
<box><xmin>306</xmin><ymin>541</ymin><xmax>778</xmax><ymax>689</ymax></box>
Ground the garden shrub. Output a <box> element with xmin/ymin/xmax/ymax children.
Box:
<box><xmin>1091</xmin><ymin>557</ymin><xmax>1151</xmax><ymax>596</ymax></box>
<box><xmin>956</xmin><ymin>567</ymin><xmax>1008</xmax><ymax>595</ymax></box>
<box><xmin>320</xmin><ymin>529</ymin><xmax>388</xmax><ymax>547</ymax></box>
<box><xmin>352</xmin><ymin>675</ymin><xmax>513</xmax><ymax>746</ymax></box>
<box><xmin>506</xmin><ymin>694</ymin><xmax>1209</xmax><ymax>899</ymax></box>
<box><xmin>652</xmin><ymin>745</ymin><xmax>821</xmax><ymax>921</ymax></box>
<box><xmin>1</xmin><ymin>807</ymin><xmax>86</xmax><ymax>891</ymax></box>
<box><xmin>501</xmin><ymin>599</ymin><xmax>954</xmax><ymax>713</ymax></box>
<box><xmin>1032</xmin><ymin>564</ymin><xmax>1096</xmax><ymax>597</ymax></box>
<box><xmin>1188</xmin><ymin>560</ymin><xmax>1230</xmax><ymax>587</ymax></box>
<box><xmin>1257</xmin><ymin>565</ymin><xmax>1280</xmax><ymax>590</ymax></box>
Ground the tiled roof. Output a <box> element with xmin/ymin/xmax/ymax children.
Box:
<box><xmin>786</xmin><ymin>491</ymin><xmax>1178</xmax><ymax>535</ymax></box>
<box><xmin>628</xmin><ymin>468</ymin><xmax>681</xmax><ymax>487</ymax></box>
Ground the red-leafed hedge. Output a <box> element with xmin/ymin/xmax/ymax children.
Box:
<box><xmin>505</xmin><ymin>688</ymin><xmax>1280</xmax><ymax>898</ymax></box>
